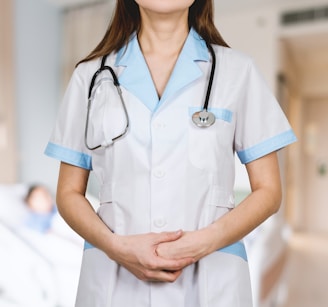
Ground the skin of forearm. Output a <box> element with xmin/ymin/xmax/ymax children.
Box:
<box><xmin>206</xmin><ymin>184</ymin><xmax>282</xmax><ymax>254</ymax></box>
<box><xmin>204</xmin><ymin>152</ymin><xmax>282</xmax><ymax>256</ymax></box>
<box><xmin>56</xmin><ymin>190</ymin><xmax>116</xmax><ymax>255</ymax></box>
<box><xmin>156</xmin><ymin>185</ymin><xmax>281</xmax><ymax>262</ymax></box>
<box><xmin>56</xmin><ymin>163</ymin><xmax>117</xmax><ymax>256</ymax></box>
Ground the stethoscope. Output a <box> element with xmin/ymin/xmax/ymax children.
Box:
<box><xmin>85</xmin><ymin>42</ymin><xmax>216</xmax><ymax>150</ymax></box>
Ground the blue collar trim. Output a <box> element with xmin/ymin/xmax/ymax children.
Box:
<box><xmin>115</xmin><ymin>28</ymin><xmax>209</xmax><ymax>112</ymax></box>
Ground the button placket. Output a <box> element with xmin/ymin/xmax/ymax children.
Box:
<box><xmin>150</xmin><ymin>115</ymin><xmax>169</xmax><ymax>231</ymax></box>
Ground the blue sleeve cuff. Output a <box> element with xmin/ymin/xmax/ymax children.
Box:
<box><xmin>44</xmin><ymin>142</ymin><xmax>92</xmax><ymax>170</ymax></box>
<box><xmin>237</xmin><ymin>129</ymin><xmax>297</xmax><ymax>164</ymax></box>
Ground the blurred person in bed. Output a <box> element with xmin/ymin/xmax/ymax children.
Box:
<box><xmin>24</xmin><ymin>184</ymin><xmax>57</xmax><ymax>233</ymax></box>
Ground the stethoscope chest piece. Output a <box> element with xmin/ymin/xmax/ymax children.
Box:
<box><xmin>192</xmin><ymin>110</ymin><xmax>216</xmax><ymax>127</ymax></box>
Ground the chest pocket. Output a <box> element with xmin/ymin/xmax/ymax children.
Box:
<box><xmin>188</xmin><ymin>107</ymin><xmax>234</xmax><ymax>171</ymax></box>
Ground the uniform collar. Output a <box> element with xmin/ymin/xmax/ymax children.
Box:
<box><xmin>115</xmin><ymin>28</ymin><xmax>209</xmax><ymax>112</ymax></box>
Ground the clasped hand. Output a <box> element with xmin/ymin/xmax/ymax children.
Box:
<box><xmin>108</xmin><ymin>229</ymin><xmax>211</xmax><ymax>283</ymax></box>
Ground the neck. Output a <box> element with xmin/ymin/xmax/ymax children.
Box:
<box><xmin>138</xmin><ymin>10</ymin><xmax>189</xmax><ymax>56</ymax></box>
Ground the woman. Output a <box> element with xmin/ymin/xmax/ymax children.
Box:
<box><xmin>45</xmin><ymin>0</ymin><xmax>296</xmax><ymax>306</ymax></box>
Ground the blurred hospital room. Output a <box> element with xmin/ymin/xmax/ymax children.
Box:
<box><xmin>1</xmin><ymin>0</ymin><xmax>328</xmax><ymax>306</ymax></box>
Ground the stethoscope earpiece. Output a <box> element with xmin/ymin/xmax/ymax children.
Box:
<box><xmin>192</xmin><ymin>110</ymin><xmax>216</xmax><ymax>127</ymax></box>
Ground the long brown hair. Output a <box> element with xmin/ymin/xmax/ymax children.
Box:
<box><xmin>77</xmin><ymin>0</ymin><xmax>229</xmax><ymax>66</ymax></box>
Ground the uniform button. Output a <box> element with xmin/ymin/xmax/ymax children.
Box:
<box><xmin>153</xmin><ymin>169</ymin><xmax>166</xmax><ymax>178</ymax></box>
<box><xmin>153</xmin><ymin>217</ymin><xmax>167</xmax><ymax>228</ymax></box>
<box><xmin>153</xmin><ymin>121</ymin><xmax>166</xmax><ymax>130</ymax></box>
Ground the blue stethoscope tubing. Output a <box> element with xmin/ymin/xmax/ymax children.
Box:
<box><xmin>85</xmin><ymin>42</ymin><xmax>216</xmax><ymax>150</ymax></box>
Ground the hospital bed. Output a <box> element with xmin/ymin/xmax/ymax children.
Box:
<box><xmin>0</xmin><ymin>184</ymin><xmax>85</xmax><ymax>307</ymax></box>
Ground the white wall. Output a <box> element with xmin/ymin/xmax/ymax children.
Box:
<box><xmin>215</xmin><ymin>0</ymin><xmax>328</xmax><ymax>192</ymax></box>
<box><xmin>0</xmin><ymin>1</ymin><xmax>16</xmax><ymax>184</ymax></box>
<box><xmin>14</xmin><ymin>0</ymin><xmax>62</xmax><ymax>191</ymax></box>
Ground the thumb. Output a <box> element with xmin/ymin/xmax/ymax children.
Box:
<box><xmin>157</xmin><ymin>230</ymin><xmax>183</xmax><ymax>244</ymax></box>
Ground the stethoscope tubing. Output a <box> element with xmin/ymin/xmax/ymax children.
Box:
<box><xmin>85</xmin><ymin>41</ymin><xmax>217</xmax><ymax>149</ymax></box>
<box><xmin>203</xmin><ymin>43</ymin><xmax>216</xmax><ymax>111</ymax></box>
<box><xmin>85</xmin><ymin>61</ymin><xmax>129</xmax><ymax>150</ymax></box>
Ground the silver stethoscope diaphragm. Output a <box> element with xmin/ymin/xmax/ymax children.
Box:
<box><xmin>192</xmin><ymin>110</ymin><xmax>216</xmax><ymax>127</ymax></box>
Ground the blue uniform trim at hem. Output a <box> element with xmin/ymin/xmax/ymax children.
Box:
<box><xmin>44</xmin><ymin>142</ymin><xmax>92</xmax><ymax>170</ymax></box>
<box><xmin>218</xmin><ymin>241</ymin><xmax>248</xmax><ymax>261</ymax></box>
<box><xmin>237</xmin><ymin>129</ymin><xmax>297</xmax><ymax>164</ymax></box>
<box><xmin>189</xmin><ymin>107</ymin><xmax>233</xmax><ymax>123</ymax></box>
<box><xmin>84</xmin><ymin>241</ymin><xmax>95</xmax><ymax>250</ymax></box>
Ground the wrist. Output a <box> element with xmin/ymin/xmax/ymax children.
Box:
<box><xmin>194</xmin><ymin>227</ymin><xmax>218</xmax><ymax>259</ymax></box>
<box><xmin>101</xmin><ymin>230</ymin><xmax>121</xmax><ymax>260</ymax></box>
<box><xmin>204</xmin><ymin>222</ymin><xmax>225</xmax><ymax>253</ymax></box>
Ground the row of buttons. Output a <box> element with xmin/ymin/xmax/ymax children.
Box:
<box><xmin>152</xmin><ymin>120</ymin><xmax>167</xmax><ymax>229</ymax></box>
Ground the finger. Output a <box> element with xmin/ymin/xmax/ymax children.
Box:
<box><xmin>155</xmin><ymin>256</ymin><xmax>194</xmax><ymax>272</ymax></box>
<box><xmin>145</xmin><ymin>269</ymin><xmax>183</xmax><ymax>283</ymax></box>
<box><xmin>155</xmin><ymin>230</ymin><xmax>183</xmax><ymax>244</ymax></box>
<box><xmin>157</xmin><ymin>269</ymin><xmax>182</xmax><ymax>282</ymax></box>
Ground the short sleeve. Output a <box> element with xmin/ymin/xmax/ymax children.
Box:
<box><xmin>44</xmin><ymin>64</ymin><xmax>92</xmax><ymax>170</ymax></box>
<box><xmin>234</xmin><ymin>59</ymin><xmax>296</xmax><ymax>164</ymax></box>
